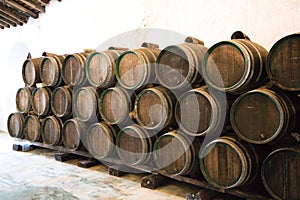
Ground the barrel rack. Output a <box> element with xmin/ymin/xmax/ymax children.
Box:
<box><xmin>12</xmin><ymin>139</ymin><xmax>273</xmax><ymax>200</ymax></box>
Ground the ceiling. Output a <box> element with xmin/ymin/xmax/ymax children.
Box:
<box><xmin>0</xmin><ymin>0</ymin><xmax>60</xmax><ymax>29</ymax></box>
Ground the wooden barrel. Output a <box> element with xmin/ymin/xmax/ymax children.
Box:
<box><xmin>16</xmin><ymin>87</ymin><xmax>33</xmax><ymax>113</ymax></box>
<box><xmin>199</xmin><ymin>136</ymin><xmax>259</xmax><ymax>189</ymax></box>
<box><xmin>261</xmin><ymin>147</ymin><xmax>300</xmax><ymax>200</ymax></box>
<box><xmin>40</xmin><ymin>55</ymin><xmax>65</xmax><ymax>87</ymax></box>
<box><xmin>51</xmin><ymin>86</ymin><xmax>72</xmax><ymax>118</ymax></box>
<box><xmin>62</xmin><ymin>118</ymin><xmax>86</xmax><ymax>151</ymax></box>
<box><xmin>99</xmin><ymin>87</ymin><xmax>134</xmax><ymax>125</ymax></box>
<box><xmin>153</xmin><ymin>131</ymin><xmax>200</xmax><ymax>176</ymax></box>
<box><xmin>202</xmin><ymin>39</ymin><xmax>268</xmax><ymax>94</ymax></box>
<box><xmin>73</xmin><ymin>86</ymin><xmax>101</xmax><ymax>122</ymax></box>
<box><xmin>134</xmin><ymin>86</ymin><xmax>177</xmax><ymax>130</ymax></box>
<box><xmin>41</xmin><ymin>116</ymin><xmax>63</xmax><ymax>145</ymax></box>
<box><xmin>175</xmin><ymin>86</ymin><xmax>229</xmax><ymax>136</ymax></box>
<box><xmin>22</xmin><ymin>57</ymin><xmax>44</xmax><ymax>86</ymax></box>
<box><xmin>230</xmin><ymin>88</ymin><xmax>297</xmax><ymax>144</ymax></box>
<box><xmin>267</xmin><ymin>33</ymin><xmax>300</xmax><ymax>91</ymax></box>
<box><xmin>32</xmin><ymin>87</ymin><xmax>53</xmax><ymax>116</ymax></box>
<box><xmin>7</xmin><ymin>112</ymin><xmax>25</xmax><ymax>138</ymax></box>
<box><xmin>24</xmin><ymin>115</ymin><xmax>41</xmax><ymax>142</ymax></box>
<box><xmin>156</xmin><ymin>42</ymin><xmax>207</xmax><ymax>90</ymax></box>
<box><xmin>116</xmin><ymin>125</ymin><xmax>155</xmax><ymax>165</ymax></box>
<box><xmin>62</xmin><ymin>53</ymin><xmax>88</xmax><ymax>86</ymax></box>
<box><xmin>115</xmin><ymin>48</ymin><xmax>160</xmax><ymax>90</ymax></box>
<box><xmin>86</xmin><ymin>122</ymin><xmax>119</xmax><ymax>159</ymax></box>
<box><xmin>85</xmin><ymin>50</ymin><xmax>123</xmax><ymax>88</ymax></box>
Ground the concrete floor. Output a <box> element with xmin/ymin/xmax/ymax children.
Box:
<box><xmin>0</xmin><ymin>132</ymin><xmax>199</xmax><ymax>200</ymax></box>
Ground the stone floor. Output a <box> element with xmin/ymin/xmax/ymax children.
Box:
<box><xmin>0</xmin><ymin>132</ymin><xmax>199</xmax><ymax>200</ymax></box>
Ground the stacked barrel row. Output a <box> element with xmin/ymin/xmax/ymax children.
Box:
<box><xmin>7</xmin><ymin>32</ymin><xmax>300</xmax><ymax>200</ymax></box>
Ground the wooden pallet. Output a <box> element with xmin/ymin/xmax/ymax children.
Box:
<box><xmin>12</xmin><ymin>140</ymin><xmax>273</xmax><ymax>200</ymax></box>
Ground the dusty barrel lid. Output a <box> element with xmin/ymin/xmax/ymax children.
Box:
<box><xmin>7</xmin><ymin>112</ymin><xmax>25</xmax><ymax>138</ymax></box>
<box><xmin>230</xmin><ymin>88</ymin><xmax>296</xmax><ymax>144</ymax></box>
<box><xmin>51</xmin><ymin>86</ymin><xmax>72</xmax><ymax>118</ymax></box>
<box><xmin>116</xmin><ymin>125</ymin><xmax>154</xmax><ymax>165</ymax></box>
<box><xmin>115</xmin><ymin>48</ymin><xmax>160</xmax><ymax>90</ymax></box>
<box><xmin>134</xmin><ymin>86</ymin><xmax>176</xmax><ymax>130</ymax></box>
<box><xmin>261</xmin><ymin>147</ymin><xmax>300</xmax><ymax>200</ymax></box>
<box><xmin>85</xmin><ymin>50</ymin><xmax>122</xmax><ymax>88</ymax></box>
<box><xmin>199</xmin><ymin>136</ymin><xmax>258</xmax><ymax>189</ymax></box>
<box><xmin>175</xmin><ymin>86</ymin><xmax>222</xmax><ymax>136</ymax></box>
<box><xmin>62</xmin><ymin>53</ymin><xmax>87</xmax><ymax>86</ymax></box>
<box><xmin>62</xmin><ymin>118</ymin><xmax>86</xmax><ymax>151</ymax></box>
<box><xmin>267</xmin><ymin>33</ymin><xmax>300</xmax><ymax>91</ymax></box>
<box><xmin>16</xmin><ymin>87</ymin><xmax>33</xmax><ymax>113</ymax></box>
<box><xmin>40</xmin><ymin>56</ymin><xmax>64</xmax><ymax>87</ymax></box>
<box><xmin>41</xmin><ymin>116</ymin><xmax>63</xmax><ymax>145</ymax></box>
<box><xmin>86</xmin><ymin>122</ymin><xmax>118</xmax><ymax>159</ymax></box>
<box><xmin>22</xmin><ymin>57</ymin><xmax>43</xmax><ymax>86</ymax></box>
<box><xmin>202</xmin><ymin>39</ymin><xmax>267</xmax><ymax>94</ymax></box>
<box><xmin>156</xmin><ymin>40</ymin><xmax>206</xmax><ymax>90</ymax></box>
<box><xmin>24</xmin><ymin>115</ymin><xmax>41</xmax><ymax>142</ymax></box>
<box><xmin>98</xmin><ymin>87</ymin><xmax>133</xmax><ymax>125</ymax></box>
<box><xmin>73</xmin><ymin>86</ymin><xmax>101</xmax><ymax>122</ymax></box>
<box><xmin>32</xmin><ymin>87</ymin><xmax>52</xmax><ymax>116</ymax></box>
<box><xmin>153</xmin><ymin>131</ymin><xmax>197</xmax><ymax>175</ymax></box>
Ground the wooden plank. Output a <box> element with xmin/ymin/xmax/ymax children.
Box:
<box><xmin>157</xmin><ymin>171</ymin><xmax>272</xmax><ymax>200</ymax></box>
<box><xmin>0</xmin><ymin>11</ymin><xmax>23</xmax><ymax>25</ymax></box>
<box><xmin>17</xmin><ymin>0</ymin><xmax>45</xmax><ymax>13</ymax></box>
<box><xmin>0</xmin><ymin>20</ymin><xmax>10</xmax><ymax>28</ymax></box>
<box><xmin>4</xmin><ymin>0</ymin><xmax>39</xmax><ymax>19</ymax></box>
<box><xmin>15</xmin><ymin>139</ymin><xmax>272</xmax><ymax>200</ymax></box>
<box><xmin>38</xmin><ymin>0</ymin><xmax>50</xmax><ymax>6</ymax></box>
<box><xmin>141</xmin><ymin>174</ymin><xmax>169</xmax><ymax>189</ymax></box>
<box><xmin>78</xmin><ymin>159</ymin><xmax>99</xmax><ymax>168</ymax></box>
<box><xmin>54</xmin><ymin>152</ymin><xmax>79</xmax><ymax>162</ymax></box>
<box><xmin>0</xmin><ymin>16</ymin><xmax>16</xmax><ymax>26</ymax></box>
<box><xmin>108</xmin><ymin>165</ymin><xmax>127</xmax><ymax>177</ymax></box>
<box><xmin>0</xmin><ymin>5</ymin><xmax>28</xmax><ymax>23</ymax></box>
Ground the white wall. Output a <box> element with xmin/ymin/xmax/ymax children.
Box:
<box><xmin>1</xmin><ymin>0</ymin><xmax>300</xmax><ymax>131</ymax></box>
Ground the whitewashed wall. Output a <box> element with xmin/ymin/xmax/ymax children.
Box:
<box><xmin>0</xmin><ymin>0</ymin><xmax>300</xmax><ymax>131</ymax></box>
